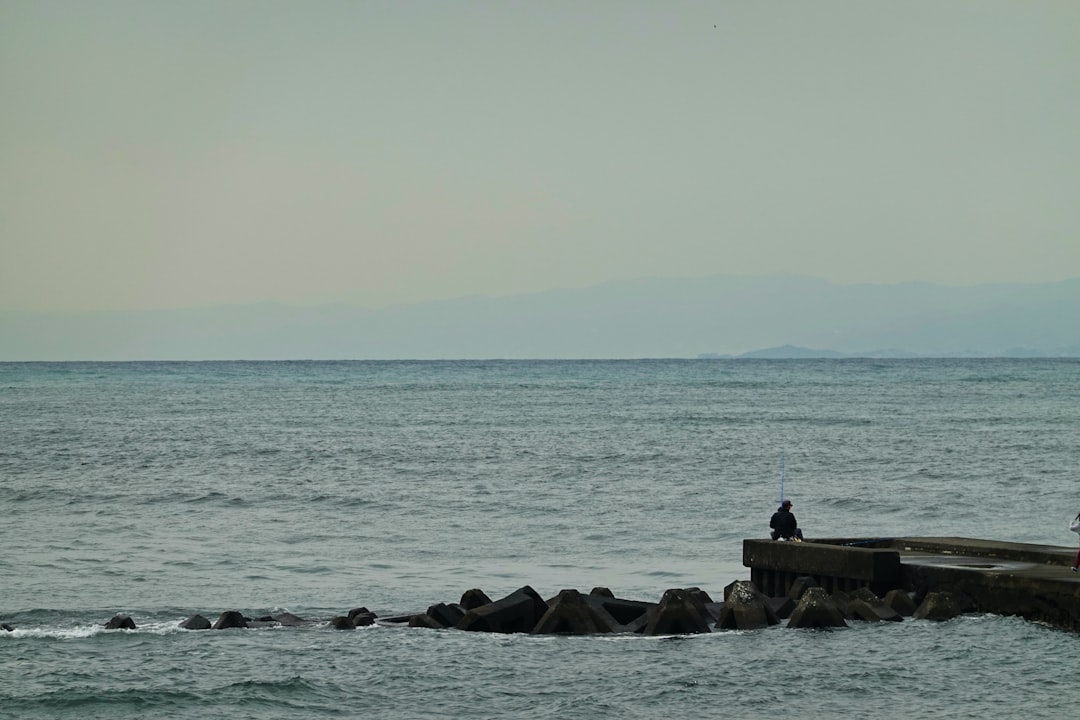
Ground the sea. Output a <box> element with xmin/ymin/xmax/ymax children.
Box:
<box><xmin>2</xmin><ymin>358</ymin><xmax>1078</xmax><ymax>719</ymax></box>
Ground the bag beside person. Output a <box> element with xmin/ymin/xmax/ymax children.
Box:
<box><xmin>1069</xmin><ymin>515</ymin><xmax>1080</xmax><ymax>534</ymax></box>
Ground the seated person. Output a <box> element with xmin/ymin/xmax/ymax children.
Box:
<box><xmin>770</xmin><ymin>499</ymin><xmax>804</xmax><ymax>541</ymax></box>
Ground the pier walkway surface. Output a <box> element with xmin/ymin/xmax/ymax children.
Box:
<box><xmin>743</xmin><ymin>536</ymin><xmax>1080</xmax><ymax>631</ymax></box>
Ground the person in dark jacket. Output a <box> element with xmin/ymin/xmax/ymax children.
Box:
<box><xmin>1070</xmin><ymin>511</ymin><xmax>1080</xmax><ymax>571</ymax></box>
<box><xmin>770</xmin><ymin>499</ymin><xmax>803</xmax><ymax>541</ymax></box>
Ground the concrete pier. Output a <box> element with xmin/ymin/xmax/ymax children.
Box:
<box><xmin>744</xmin><ymin>537</ymin><xmax>1080</xmax><ymax>631</ymax></box>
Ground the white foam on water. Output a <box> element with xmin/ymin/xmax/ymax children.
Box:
<box><xmin>0</xmin><ymin>619</ymin><xmax>191</xmax><ymax>639</ymax></box>
<box><xmin>2</xmin><ymin>624</ymin><xmax>106</xmax><ymax>640</ymax></box>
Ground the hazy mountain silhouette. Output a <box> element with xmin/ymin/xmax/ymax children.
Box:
<box><xmin>1</xmin><ymin>275</ymin><xmax>1078</xmax><ymax>360</ymax></box>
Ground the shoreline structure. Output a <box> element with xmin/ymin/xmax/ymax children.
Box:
<box><xmin>744</xmin><ymin>536</ymin><xmax>1080</xmax><ymax>631</ymax></box>
<box><xmin>7</xmin><ymin>538</ymin><xmax>1078</xmax><ymax>635</ymax></box>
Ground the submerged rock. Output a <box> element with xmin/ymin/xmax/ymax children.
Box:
<box><xmin>457</xmin><ymin>586</ymin><xmax>548</xmax><ymax>634</ymax></box>
<box><xmin>273</xmin><ymin>612</ymin><xmax>306</xmax><ymax>627</ymax></box>
<box><xmin>212</xmin><ymin>610</ymin><xmax>248</xmax><ymax>630</ymax></box>
<box><xmin>347</xmin><ymin>607</ymin><xmax>377</xmax><ymax>627</ymax></box>
<box><xmin>424</xmin><ymin>603</ymin><xmax>464</xmax><ymax>629</ymax></box>
<box><xmin>587</xmin><ymin>595</ymin><xmax>652</xmax><ymax>632</ymax></box>
<box><xmin>179</xmin><ymin>614</ymin><xmax>212</xmax><ymax>630</ymax></box>
<box><xmin>104</xmin><ymin>614</ymin><xmax>136</xmax><ymax>630</ymax></box>
<box><xmin>459</xmin><ymin>589</ymin><xmax>493</xmax><ymax>611</ymax></box>
<box><xmin>408</xmin><ymin>613</ymin><xmax>446</xmax><ymax>629</ymax></box>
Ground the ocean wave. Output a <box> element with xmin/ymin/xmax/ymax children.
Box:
<box><xmin>183</xmin><ymin>491</ymin><xmax>229</xmax><ymax>504</ymax></box>
<box><xmin>2</xmin><ymin>625</ymin><xmax>107</xmax><ymax>640</ymax></box>
<box><xmin>1</xmin><ymin>359</ymin><xmax>1078</xmax><ymax>719</ymax></box>
<box><xmin>3</xmin><ymin>687</ymin><xmax>205</xmax><ymax>713</ymax></box>
<box><xmin>0</xmin><ymin>618</ymin><xmax>191</xmax><ymax>640</ymax></box>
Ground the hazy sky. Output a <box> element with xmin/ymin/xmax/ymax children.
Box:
<box><xmin>2</xmin><ymin>1</ymin><xmax>1078</xmax><ymax>313</ymax></box>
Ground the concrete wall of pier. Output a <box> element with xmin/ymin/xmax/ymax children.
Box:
<box><xmin>743</xmin><ymin>537</ymin><xmax>1080</xmax><ymax>632</ymax></box>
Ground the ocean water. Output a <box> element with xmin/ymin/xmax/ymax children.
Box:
<box><xmin>2</xmin><ymin>358</ymin><xmax>1079</xmax><ymax>719</ymax></box>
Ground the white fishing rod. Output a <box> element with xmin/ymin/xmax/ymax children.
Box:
<box><xmin>779</xmin><ymin>450</ymin><xmax>785</xmax><ymax>507</ymax></box>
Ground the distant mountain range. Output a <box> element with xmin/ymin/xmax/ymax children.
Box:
<box><xmin>1</xmin><ymin>275</ymin><xmax>1078</xmax><ymax>360</ymax></box>
<box><xmin>700</xmin><ymin>344</ymin><xmax>1041</xmax><ymax>359</ymax></box>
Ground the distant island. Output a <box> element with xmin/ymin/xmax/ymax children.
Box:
<box><xmin>2</xmin><ymin>275</ymin><xmax>1079</xmax><ymax>360</ymax></box>
<box><xmin>697</xmin><ymin>344</ymin><xmax>1072</xmax><ymax>359</ymax></box>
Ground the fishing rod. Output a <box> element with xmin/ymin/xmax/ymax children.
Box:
<box><xmin>779</xmin><ymin>450</ymin><xmax>785</xmax><ymax>507</ymax></box>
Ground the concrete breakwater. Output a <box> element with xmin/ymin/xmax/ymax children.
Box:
<box><xmin>7</xmin><ymin>537</ymin><xmax>1076</xmax><ymax>635</ymax></box>
<box><xmin>746</xmin><ymin>536</ymin><xmax>1080</xmax><ymax>632</ymax></box>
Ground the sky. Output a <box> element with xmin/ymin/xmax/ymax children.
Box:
<box><xmin>2</xmin><ymin>0</ymin><xmax>1079</xmax><ymax>314</ymax></box>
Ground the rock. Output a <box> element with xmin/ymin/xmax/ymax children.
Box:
<box><xmin>104</xmin><ymin>614</ymin><xmax>136</xmax><ymax>630</ymax></box>
<box><xmin>913</xmin><ymin>591</ymin><xmax>963</xmax><ymax>621</ymax></box>
<box><xmin>408</xmin><ymin>613</ymin><xmax>445</xmax><ymax>629</ymax></box>
<box><xmin>1</xmin><ymin>623</ymin><xmax>13</xmax><ymax>632</ymax></box>
<box><xmin>273</xmin><ymin>612</ymin><xmax>306</xmax><ymax>627</ymax></box>
<box><xmin>581</xmin><ymin>597</ymin><xmax>648</xmax><ymax>633</ymax></box>
<box><xmin>585</xmin><ymin>595</ymin><xmax>652</xmax><ymax>631</ymax></box>
<box><xmin>847</xmin><ymin>589</ymin><xmax>903</xmax><ymax>622</ymax></box>
<box><xmin>842</xmin><ymin>587</ymin><xmax>902</xmax><ymax>621</ymax></box>
<box><xmin>830</xmin><ymin>590</ymin><xmax>852</xmax><ymax>618</ymax></box>
<box><xmin>722</xmin><ymin>579</ymin><xmax>744</xmax><ymax>602</ymax></box>
<box><xmin>842</xmin><ymin>600</ymin><xmax>902</xmax><ymax>621</ymax></box>
<box><xmin>871</xmin><ymin>604</ymin><xmax>903</xmax><ymax>622</ymax></box>
<box><xmin>459</xmin><ymin>589</ymin><xmax>493</xmax><ymax>611</ymax></box>
<box><xmin>643</xmin><ymin>588</ymin><xmax>712</xmax><ymax>635</ymax></box>
<box><xmin>212</xmin><ymin>610</ymin><xmax>249</xmax><ymax>630</ymax></box>
<box><xmin>370</xmin><ymin>613</ymin><xmax>412</xmax><ymax>626</ymax></box>
<box><xmin>786</xmin><ymin>576</ymin><xmax>819</xmax><ymax>603</ymax></box>
<box><xmin>329</xmin><ymin>615</ymin><xmax>355</xmax><ymax>630</ymax></box>
<box><xmin>457</xmin><ymin>586</ymin><xmax>548</xmax><ymax>634</ymax></box>
<box><xmin>849</xmin><ymin>587</ymin><xmax>881</xmax><ymax>604</ymax></box>
<box><xmin>402</xmin><ymin>604</ymin><xmax>464</xmax><ymax>630</ymax></box>
<box><xmin>179</xmin><ymin>614</ymin><xmax>212</xmax><ymax>630</ymax></box>
<box><xmin>532</xmin><ymin>589</ymin><xmax>615</xmax><ymax>635</ymax></box>
<box><xmin>347</xmin><ymin>608</ymin><xmax>378</xmax><ymax>626</ymax></box>
<box><xmin>345</xmin><ymin>607</ymin><xmax>377</xmax><ymax>626</ymax></box>
<box><xmin>848</xmin><ymin>599</ymin><xmax>883</xmax><ymax>623</ymax></box>
<box><xmin>686</xmin><ymin>587</ymin><xmax>714</xmax><ymax>604</ymax></box>
<box><xmin>680</xmin><ymin>587</ymin><xmax>712</xmax><ymax>620</ymax></box>
<box><xmin>685</xmin><ymin>587</ymin><xmax>722</xmax><ymax>622</ymax></box>
<box><xmin>701</xmin><ymin>601</ymin><xmax>725</xmax><ymax>623</ymax></box>
<box><xmin>717</xmin><ymin>580</ymin><xmax>779</xmax><ymax>630</ymax></box>
<box><xmin>884</xmin><ymin>589</ymin><xmax>917</xmax><ymax>617</ymax></box>
<box><xmin>787</xmin><ymin>588</ymin><xmax>848</xmax><ymax>629</ymax></box>
<box><xmin>425</xmin><ymin>603</ymin><xmax>464</xmax><ymax>628</ymax></box>
<box><xmin>767</xmin><ymin>595</ymin><xmax>797</xmax><ymax>620</ymax></box>
<box><xmin>590</xmin><ymin>587</ymin><xmax>615</xmax><ymax>598</ymax></box>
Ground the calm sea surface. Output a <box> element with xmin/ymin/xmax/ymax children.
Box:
<box><xmin>2</xmin><ymin>359</ymin><xmax>1079</xmax><ymax>719</ymax></box>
